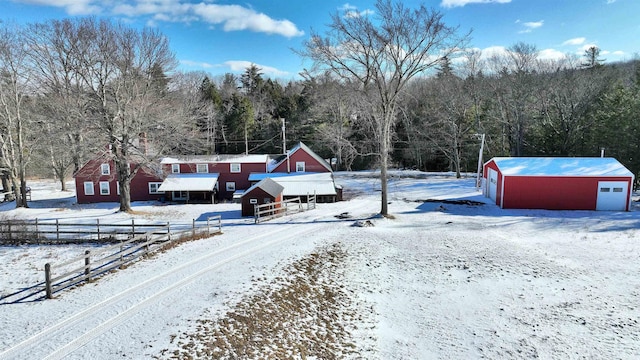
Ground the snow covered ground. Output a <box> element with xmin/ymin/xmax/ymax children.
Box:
<box><xmin>0</xmin><ymin>171</ymin><xmax>639</xmax><ymax>359</ymax></box>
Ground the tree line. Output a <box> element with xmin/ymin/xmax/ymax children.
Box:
<box><xmin>1</xmin><ymin>1</ymin><xmax>638</xmax><ymax>213</ymax></box>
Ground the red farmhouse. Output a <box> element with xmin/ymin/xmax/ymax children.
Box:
<box><xmin>74</xmin><ymin>141</ymin><xmax>333</xmax><ymax>204</ymax></box>
<box><xmin>483</xmin><ymin>157</ymin><xmax>634</xmax><ymax>211</ymax></box>
<box><xmin>74</xmin><ymin>152</ymin><xmax>164</xmax><ymax>204</ymax></box>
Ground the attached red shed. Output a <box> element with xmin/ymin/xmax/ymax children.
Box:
<box><xmin>269</xmin><ymin>142</ymin><xmax>332</xmax><ymax>173</ymax></box>
<box><xmin>483</xmin><ymin>157</ymin><xmax>634</xmax><ymax>211</ymax></box>
<box><xmin>241</xmin><ymin>178</ymin><xmax>284</xmax><ymax>217</ymax></box>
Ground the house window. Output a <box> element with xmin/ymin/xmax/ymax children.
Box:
<box><xmin>117</xmin><ymin>182</ymin><xmax>120</xmax><ymax>195</ymax></box>
<box><xmin>613</xmin><ymin>187</ymin><xmax>623</xmax><ymax>193</ymax></box>
<box><xmin>149</xmin><ymin>182</ymin><xmax>163</xmax><ymax>194</ymax></box>
<box><xmin>226</xmin><ymin>182</ymin><xmax>236</xmax><ymax>192</ymax></box>
<box><xmin>173</xmin><ymin>191</ymin><xmax>188</xmax><ymax>200</ymax></box>
<box><xmin>296</xmin><ymin>161</ymin><xmax>306</xmax><ymax>172</ymax></box>
<box><xmin>230</xmin><ymin>163</ymin><xmax>241</xmax><ymax>173</ymax></box>
<box><xmin>99</xmin><ymin>181</ymin><xmax>110</xmax><ymax>195</ymax></box>
<box><xmin>197</xmin><ymin>164</ymin><xmax>209</xmax><ymax>173</ymax></box>
<box><xmin>100</xmin><ymin>163</ymin><xmax>110</xmax><ymax>175</ymax></box>
<box><xmin>84</xmin><ymin>182</ymin><xmax>94</xmax><ymax>196</ymax></box>
<box><xmin>249</xmin><ymin>198</ymin><xmax>257</xmax><ymax>204</ymax></box>
<box><xmin>600</xmin><ymin>187</ymin><xmax>611</xmax><ymax>193</ymax></box>
<box><xmin>171</xmin><ymin>164</ymin><xmax>180</xmax><ymax>173</ymax></box>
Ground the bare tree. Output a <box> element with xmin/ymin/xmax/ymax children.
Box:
<box><xmin>25</xmin><ymin>19</ymin><xmax>94</xmax><ymax>191</ymax></box>
<box><xmin>70</xmin><ymin>18</ymin><xmax>185</xmax><ymax>212</ymax></box>
<box><xmin>0</xmin><ymin>23</ymin><xmax>37</xmax><ymax>207</ymax></box>
<box><xmin>303</xmin><ymin>71</ymin><xmax>358</xmax><ymax>170</ymax></box>
<box><xmin>302</xmin><ymin>0</ymin><xmax>468</xmax><ymax>215</ymax></box>
<box><xmin>487</xmin><ymin>42</ymin><xmax>540</xmax><ymax>156</ymax></box>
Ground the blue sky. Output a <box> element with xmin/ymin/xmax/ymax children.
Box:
<box><xmin>1</xmin><ymin>0</ymin><xmax>638</xmax><ymax>80</ymax></box>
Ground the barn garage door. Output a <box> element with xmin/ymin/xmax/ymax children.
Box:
<box><xmin>596</xmin><ymin>181</ymin><xmax>628</xmax><ymax>211</ymax></box>
<box><xmin>487</xmin><ymin>168</ymin><xmax>498</xmax><ymax>203</ymax></box>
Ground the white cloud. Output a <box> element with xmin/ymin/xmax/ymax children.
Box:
<box><xmin>606</xmin><ymin>0</ymin><xmax>617</xmax><ymax>4</ymax></box>
<box><xmin>18</xmin><ymin>0</ymin><xmax>304</xmax><ymax>38</ymax></box>
<box><xmin>518</xmin><ymin>20</ymin><xmax>543</xmax><ymax>33</ymax></box>
<box><xmin>224</xmin><ymin>60</ymin><xmax>289</xmax><ymax>77</ymax></box>
<box><xmin>18</xmin><ymin>0</ymin><xmax>102</xmax><ymax>15</ymax></box>
<box><xmin>562</xmin><ymin>37</ymin><xmax>586</xmax><ymax>46</ymax></box>
<box><xmin>479</xmin><ymin>45</ymin><xmax>509</xmax><ymax>59</ymax></box>
<box><xmin>440</xmin><ymin>0</ymin><xmax>511</xmax><ymax>8</ymax></box>
<box><xmin>180</xmin><ymin>60</ymin><xmax>217</xmax><ymax>69</ymax></box>
<box><xmin>538</xmin><ymin>48</ymin><xmax>566</xmax><ymax>61</ymax></box>
<box><xmin>612</xmin><ymin>50</ymin><xmax>625</xmax><ymax>56</ymax></box>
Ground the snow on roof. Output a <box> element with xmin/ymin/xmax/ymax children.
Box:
<box><xmin>250</xmin><ymin>172</ymin><xmax>337</xmax><ymax>196</ymax></box>
<box><xmin>491</xmin><ymin>157</ymin><xmax>634</xmax><ymax>177</ymax></box>
<box><xmin>157</xmin><ymin>173</ymin><xmax>219</xmax><ymax>192</ymax></box>
<box><xmin>243</xmin><ymin>178</ymin><xmax>284</xmax><ymax>198</ymax></box>
<box><xmin>161</xmin><ymin>154</ymin><xmax>270</xmax><ymax>164</ymax></box>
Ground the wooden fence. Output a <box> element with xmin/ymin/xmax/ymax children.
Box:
<box><xmin>0</xmin><ymin>218</ymin><xmax>172</xmax><ymax>244</ymax></box>
<box><xmin>43</xmin><ymin>215</ymin><xmax>222</xmax><ymax>299</ymax></box>
<box><xmin>0</xmin><ymin>216</ymin><xmax>222</xmax><ymax>303</ymax></box>
<box><xmin>254</xmin><ymin>193</ymin><xmax>317</xmax><ymax>224</ymax></box>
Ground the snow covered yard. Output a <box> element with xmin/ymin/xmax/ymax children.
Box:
<box><xmin>1</xmin><ymin>172</ymin><xmax>639</xmax><ymax>359</ymax></box>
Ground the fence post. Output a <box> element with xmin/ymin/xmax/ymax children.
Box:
<box><xmin>192</xmin><ymin>219</ymin><xmax>196</xmax><ymax>238</ymax></box>
<box><xmin>167</xmin><ymin>221</ymin><xmax>171</xmax><ymax>241</ymax></box>
<box><xmin>254</xmin><ymin>204</ymin><xmax>259</xmax><ymax>224</ymax></box>
<box><xmin>35</xmin><ymin>218</ymin><xmax>39</xmax><ymax>240</ymax></box>
<box><xmin>132</xmin><ymin>219</ymin><xmax>135</xmax><ymax>238</ymax></box>
<box><xmin>84</xmin><ymin>250</ymin><xmax>91</xmax><ymax>281</ymax></box>
<box><xmin>45</xmin><ymin>263</ymin><xmax>52</xmax><ymax>299</ymax></box>
<box><xmin>97</xmin><ymin>218</ymin><xmax>100</xmax><ymax>241</ymax></box>
<box><xmin>218</xmin><ymin>216</ymin><xmax>222</xmax><ymax>233</ymax></box>
<box><xmin>55</xmin><ymin>219</ymin><xmax>59</xmax><ymax>242</ymax></box>
<box><xmin>7</xmin><ymin>221</ymin><xmax>11</xmax><ymax>242</ymax></box>
<box><xmin>206</xmin><ymin>217</ymin><xmax>210</xmax><ymax>236</ymax></box>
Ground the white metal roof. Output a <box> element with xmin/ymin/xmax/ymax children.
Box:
<box><xmin>242</xmin><ymin>178</ymin><xmax>284</xmax><ymax>198</ymax></box>
<box><xmin>161</xmin><ymin>154</ymin><xmax>270</xmax><ymax>164</ymax></box>
<box><xmin>157</xmin><ymin>173</ymin><xmax>219</xmax><ymax>192</ymax></box>
<box><xmin>250</xmin><ymin>172</ymin><xmax>337</xmax><ymax>196</ymax></box>
<box><xmin>490</xmin><ymin>157</ymin><xmax>634</xmax><ymax>177</ymax></box>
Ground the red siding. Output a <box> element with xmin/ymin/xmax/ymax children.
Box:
<box><xmin>502</xmin><ymin>175</ymin><xmax>632</xmax><ymax>210</ymax></box>
<box><xmin>75</xmin><ymin>158</ymin><xmax>163</xmax><ymax>204</ymax></box>
<box><xmin>241</xmin><ymin>188</ymin><xmax>282</xmax><ymax>216</ymax></box>
<box><xmin>162</xmin><ymin>161</ymin><xmax>269</xmax><ymax>201</ymax></box>
<box><xmin>271</xmin><ymin>150</ymin><xmax>330</xmax><ymax>173</ymax></box>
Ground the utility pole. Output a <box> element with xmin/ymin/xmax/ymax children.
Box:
<box><xmin>476</xmin><ymin>133</ymin><xmax>485</xmax><ymax>189</ymax></box>
<box><xmin>282</xmin><ymin>118</ymin><xmax>290</xmax><ymax>172</ymax></box>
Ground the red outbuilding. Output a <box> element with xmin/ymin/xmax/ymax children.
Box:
<box><xmin>483</xmin><ymin>157</ymin><xmax>635</xmax><ymax>211</ymax></box>
<box><xmin>241</xmin><ymin>178</ymin><xmax>284</xmax><ymax>216</ymax></box>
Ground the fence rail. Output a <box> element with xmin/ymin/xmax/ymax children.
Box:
<box><xmin>254</xmin><ymin>193</ymin><xmax>317</xmax><ymax>223</ymax></box>
<box><xmin>0</xmin><ymin>215</ymin><xmax>223</xmax><ymax>303</ymax></box>
<box><xmin>0</xmin><ymin>219</ymin><xmax>173</xmax><ymax>244</ymax></box>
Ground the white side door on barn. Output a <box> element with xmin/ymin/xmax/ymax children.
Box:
<box><xmin>487</xmin><ymin>168</ymin><xmax>498</xmax><ymax>203</ymax></box>
<box><xmin>596</xmin><ymin>181</ymin><xmax>629</xmax><ymax>211</ymax></box>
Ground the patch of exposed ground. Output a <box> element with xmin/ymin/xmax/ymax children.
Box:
<box><xmin>160</xmin><ymin>243</ymin><xmax>366</xmax><ymax>359</ymax></box>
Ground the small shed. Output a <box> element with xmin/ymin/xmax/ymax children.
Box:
<box><xmin>241</xmin><ymin>178</ymin><xmax>284</xmax><ymax>216</ymax></box>
<box><xmin>483</xmin><ymin>157</ymin><xmax>634</xmax><ymax>211</ymax></box>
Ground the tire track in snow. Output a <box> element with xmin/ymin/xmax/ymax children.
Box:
<box><xmin>0</xmin><ymin>202</ymin><xmax>366</xmax><ymax>360</ymax></box>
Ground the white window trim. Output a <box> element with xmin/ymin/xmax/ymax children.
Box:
<box><xmin>296</xmin><ymin>161</ymin><xmax>306</xmax><ymax>172</ymax></box>
<box><xmin>100</xmin><ymin>163</ymin><xmax>110</xmax><ymax>175</ymax></box>
<box><xmin>149</xmin><ymin>182</ymin><xmax>163</xmax><ymax>194</ymax></box>
<box><xmin>230</xmin><ymin>163</ymin><xmax>241</xmax><ymax>173</ymax></box>
<box><xmin>197</xmin><ymin>163</ymin><xmax>209</xmax><ymax>173</ymax></box>
<box><xmin>226</xmin><ymin>182</ymin><xmax>236</xmax><ymax>192</ymax></box>
<box><xmin>171</xmin><ymin>164</ymin><xmax>180</xmax><ymax>173</ymax></box>
<box><xmin>84</xmin><ymin>182</ymin><xmax>94</xmax><ymax>196</ymax></box>
<box><xmin>99</xmin><ymin>181</ymin><xmax>110</xmax><ymax>195</ymax></box>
